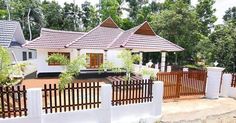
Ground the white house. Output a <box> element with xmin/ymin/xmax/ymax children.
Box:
<box><xmin>0</xmin><ymin>20</ymin><xmax>36</xmax><ymax>62</ymax></box>
<box><xmin>24</xmin><ymin>17</ymin><xmax>184</xmax><ymax>76</ymax></box>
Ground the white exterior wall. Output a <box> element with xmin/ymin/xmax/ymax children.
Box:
<box><xmin>0</xmin><ymin>82</ymin><xmax>163</xmax><ymax>123</ymax></box>
<box><xmin>36</xmin><ymin>48</ymin><xmax>78</xmax><ymax>74</ymax></box>
<box><xmin>107</xmin><ymin>49</ymin><xmax>123</xmax><ymax>68</ymax></box>
<box><xmin>220</xmin><ymin>73</ymin><xmax>236</xmax><ymax>98</ymax></box>
<box><xmin>36</xmin><ymin>48</ymin><xmax>123</xmax><ymax>74</ymax></box>
<box><xmin>80</xmin><ymin>49</ymin><xmax>123</xmax><ymax>68</ymax></box>
<box><xmin>8</xmin><ymin>48</ymin><xmax>36</xmax><ymax>62</ymax></box>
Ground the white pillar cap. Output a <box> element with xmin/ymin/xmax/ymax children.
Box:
<box><xmin>207</xmin><ymin>67</ymin><xmax>225</xmax><ymax>72</ymax></box>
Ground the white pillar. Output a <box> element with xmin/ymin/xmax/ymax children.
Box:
<box><xmin>183</xmin><ymin>67</ymin><xmax>189</xmax><ymax>72</ymax></box>
<box><xmin>104</xmin><ymin>50</ymin><xmax>108</xmax><ymax>62</ymax></box>
<box><xmin>167</xmin><ymin>66</ymin><xmax>171</xmax><ymax>72</ymax></box>
<box><xmin>77</xmin><ymin>49</ymin><xmax>80</xmax><ymax>56</ymax></box>
<box><xmin>100</xmin><ymin>84</ymin><xmax>112</xmax><ymax>123</ymax></box>
<box><xmin>27</xmin><ymin>88</ymin><xmax>42</xmax><ymax>123</ymax></box>
<box><xmin>139</xmin><ymin>51</ymin><xmax>143</xmax><ymax>71</ymax></box>
<box><xmin>206</xmin><ymin>67</ymin><xmax>225</xmax><ymax>99</ymax></box>
<box><xmin>161</xmin><ymin>52</ymin><xmax>166</xmax><ymax>72</ymax></box>
<box><xmin>152</xmin><ymin>81</ymin><xmax>164</xmax><ymax>116</ymax></box>
<box><xmin>220</xmin><ymin>73</ymin><xmax>232</xmax><ymax>97</ymax></box>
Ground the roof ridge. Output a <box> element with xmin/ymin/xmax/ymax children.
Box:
<box><xmin>65</xmin><ymin>25</ymin><xmax>100</xmax><ymax>48</ymax></box>
<box><xmin>41</xmin><ymin>28</ymin><xmax>85</xmax><ymax>34</ymax></box>
<box><xmin>106</xmin><ymin>30</ymin><xmax>124</xmax><ymax>49</ymax></box>
<box><xmin>66</xmin><ymin>17</ymin><xmax>124</xmax><ymax>48</ymax></box>
<box><xmin>120</xmin><ymin>21</ymin><xmax>158</xmax><ymax>48</ymax></box>
<box><xmin>120</xmin><ymin>22</ymin><xmax>146</xmax><ymax>47</ymax></box>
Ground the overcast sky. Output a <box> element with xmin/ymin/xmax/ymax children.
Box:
<box><xmin>52</xmin><ymin>0</ymin><xmax>236</xmax><ymax>24</ymax></box>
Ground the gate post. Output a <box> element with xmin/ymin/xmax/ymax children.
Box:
<box><xmin>206</xmin><ymin>67</ymin><xmax>225</xmax><ymax>99</ymax></box>
<box><xmin>27</xmin><ymin>88</ymin><xmax>42</xmax><ymax>123</ymax></box>
<box><xmin>220</xmin><ymin>73</ymin><xmax>232</xmax><ymax>97</ymax></box>
<box><xmin>100</xmin><ymin>83</ymin><xmax>112</xmax><ymax>123</ymax></box>
<box><xmin>152</xmin><ymin>81</ymin><xmax>164</xmax><ymax>116</ymax></box>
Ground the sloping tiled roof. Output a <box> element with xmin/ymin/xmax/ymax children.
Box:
<box><xmin>109</xmin><ymin>22</ymin><xmax>184</xmax><ymax>52</ymax></box>
<box><xmin>24</xmin><ymin>28</ymin><xmax>85</xmax><ymax>49</ymax></box>
<box><xmin>24</xmin><ymin>17</ymin><xmax>184</xmax><ymax>52</ymax></box>
<box><xmin>0</xmin><ymin>20</ymin><xmax>21</xmax><ymax>47</ymax></box>
<box><xmin>67</xmin><ymin>18</ymin><xmax>123</xmax><ymax>49</ymax></box>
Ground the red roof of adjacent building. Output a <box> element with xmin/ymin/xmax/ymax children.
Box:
<box><xmin>24</xmin><ymin>17</ymin><xmax>184</xmax><ymax>52</ymax></box>
<box><xmin>24</xmin><ymin>28</ymin><xmax>85</xmax><ymax>49</ymax></box>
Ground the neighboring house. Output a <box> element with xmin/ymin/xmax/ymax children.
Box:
<box><xmin>24</xmin><ymin>17</ymin><xmax>184</xmax><ymax>76</ymax></box>
<box><xmin>0</xmin><ymin>20</ymin><xmax>36</xmax><ymax>62</ymax></box>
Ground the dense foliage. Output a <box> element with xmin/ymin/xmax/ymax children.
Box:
<box><xmin>0</xmin><ymin>46</ymin><xmax>27</xmax><ymax>86</ymax></box>
<box><xmin>47</xmin><ymin>53</ymin><xmax>87</xmax><ymax>89</ymax></box>
<box><xmin>0</xmin><ymin>0</ymin><xmax>235</xmax><ymax>71</ymax></box>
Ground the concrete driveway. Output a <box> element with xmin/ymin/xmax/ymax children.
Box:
<box><xmin>161</xmin><ymin>97</ymin><xmax>236</xmax><ymax>123</ymax></box>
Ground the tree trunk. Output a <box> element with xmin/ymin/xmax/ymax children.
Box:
<box><xmin>27</xmin><ymin>8</ymin><xmax>32</xmax><ymax>41</ymax></box>
<box><xmin>5</xmin><ymin>0</ymin><xmax>10</xmax><ymax>20</ymax></box>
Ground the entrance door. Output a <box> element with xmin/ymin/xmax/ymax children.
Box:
<box><xmin>87</xmin><ymin>53</ymin><xmax>103</xmax><ymax>69</ymax></box>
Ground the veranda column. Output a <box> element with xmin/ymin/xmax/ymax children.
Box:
<box><xmin>206</xmin><ymin>67</ymin><xmax>225</xmax><ymax>99</ymax></box>
<box><xmin>77</xmin><ymin>49</ymin><xmax>80</xmax><ymax>56</ymax></box>
<box><xmin>139</xmin><ymin>51</ymin><xmax>143</xmax><ymax>71</ymax></box>
<box><xmin>104</xmin><ymin>50</ymin><xmax>108</xmax><ymax>71</ymax></box>
<box><xmin>161</xmin><ymin>52</ymin><xmax>166</xmax><ymax>72</ymax></box>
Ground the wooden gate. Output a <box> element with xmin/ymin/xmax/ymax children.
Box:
<box><xmin>157</xmin><ymin>70</ymin><xmax>207</xmax><ymax>99</ymax></box>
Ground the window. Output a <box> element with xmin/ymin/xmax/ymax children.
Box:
<box><xmin>86</xmin><ymin>53</ymin><xmax>103</xmax><ymax>69</ymax></box>
<box><xmin>22</xmin><ymin>52</ymin><xmax>27</xmax><ymax>61</ymax></box>
<box><xmin>28</xmin><ymin>52</ymin><xmax>32</xmax><ymax>59</ymax></box>
<box><xmin>48</xmin><ymin>52</ymin><xmax>70</xmax><ymax>66</ymax></box>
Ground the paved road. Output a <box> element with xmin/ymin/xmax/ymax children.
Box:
<box><xmin>161</xmin><ymin>98</ymin><xmax>236</xmax><ymax>123</ymax></box>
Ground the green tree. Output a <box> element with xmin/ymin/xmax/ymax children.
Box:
<box><xmin>196</xmin><ymin>0</ymin><xmax>217</xmax><ymax>36</ymax></box>
<box><xmin>81</xmin><ymin>1</ymin><xmax>99</xmax><ymax>31</ymax></box>
<box><xmin>118</xmin><ymin>50</ymin><xmax>140</xmax><ymax>81</ymax></box>
<box><xmin>150</xmin><ymin>1</ymin><xmax>200</xmax><ymax>65</ymax></box>
<box><xmin>0</xmin><ymin>46</ymin><xmax>27</xmax><ymax>86</ymax></box>
<box><xmin>209</xmin><ymin>21</ymin><xmax>236</xmax><ymax>71</ymax></box>
<box><xmin>0</xmin><ymin>0</ymin><xmax>7</xmax><ymax>19</ymax></box>
<box><xmin>100</xmin><ymin>0</ymin><xmax>122</xmax><ymax>24</ymax></box>
<box><xmin>62</xmin><ymin>2</ymin><xmax>82</xmax><ymax>31</ymax></box>
<box><xmin>41</xmin><ymin>0</ymin><xmax>63</xmax><ymax>30</ymax></box>
<box><xmin>10</xmin><ymin>0</ymin><xmax>43</xmax><ymax>40</ymax></box>
<box><xmin>223</xmin><ymin>6</ymin><xmax>236</xmax><ymax>22</ymax></box>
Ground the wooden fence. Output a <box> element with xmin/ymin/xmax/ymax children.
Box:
<box><xmin>111</xmin><ymin>79</ymin><xmax>153</xmax><ymax>106</ymax></box>
<box><xmin>0</xmin><ymin>86</ymin><xmax>27</xmax><ymax>118</ymax></box>
<box><xmin>157</xmin><ymin>70</ymin><xmax>207</xmax><ymax>99</ymax></box>
<box><xmin>42</xmin><ymin>82</ymin><xmax>101</xmax><ymax>114</ymax></box>
<box><xmin>232</xmin><ymin>73</ymin><xmax>236</xmax><ymax>87</ymax></box>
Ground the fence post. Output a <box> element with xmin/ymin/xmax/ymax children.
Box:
<box><xmin>220</xmin><ymin>73</ymin><xmax>232</xmax><ymax>97</ymax></box>
<box><xmin>152</xmin><ymin>81</ymin><xmax>164</xmax><ymax>116</ymax></box>
<box><xmin>100</xmin><ymin>83</ymin><xmax>112</xmax><ymax>123</ymax></box>
<box><xmin>206</xmin><ymin>67</ymin><xmax>225</xmax><ymax>99</ymax></box>
<box><xmin>27</xmin><ymin>88</ymin><xmax>42</xmax><ymax>123</ymax></box>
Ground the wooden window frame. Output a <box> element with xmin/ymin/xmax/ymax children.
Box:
<box><xmin>86</xmin><ymin>53</ymin><xmax>103</xmax><ymax>69</ymax></box>
<box><xmin>48</xmin><ymin>52</ymin><xmax>70</xmax><ymax>66</ymax></box>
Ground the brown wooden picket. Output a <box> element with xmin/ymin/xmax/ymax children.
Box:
<box><xmin>0</xmin><ymin>86</ymin><xmax>27</xmax><ymax>118</ymax></box>
<box><xmin>111</xmin><ymin>79</ymin><xmax>153</xmax><ymax>106</ymax></box>
<box><xmin>42</xmin><ymin>82</ymin><xmax>101</xmax><ymax>114</ymax></box>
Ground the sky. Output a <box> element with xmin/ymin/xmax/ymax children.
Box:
<box><xmin>52</xmin><ymin>0</ymin><xmax>236</xmax><ymax>24</ymax></box>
